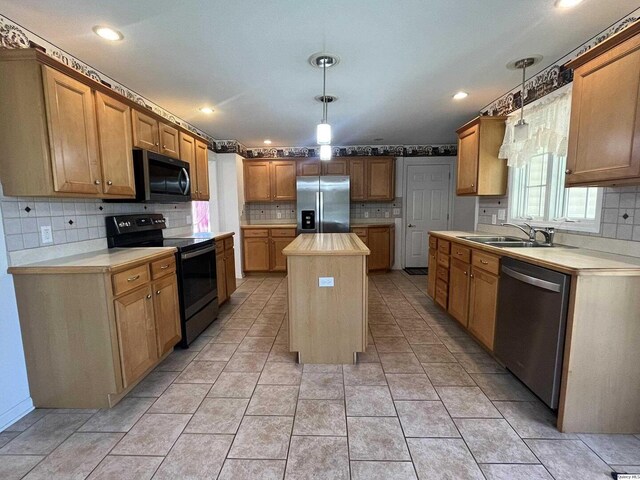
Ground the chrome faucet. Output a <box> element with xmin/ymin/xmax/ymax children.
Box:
<box><xmin>502</xmin><ymin>223</ymin><xmax>555</xmax><ymax>246</ymax></box>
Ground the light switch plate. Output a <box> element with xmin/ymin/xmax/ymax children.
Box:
<box><xmin>491</xmin><ymin>214</ymin><xmax>497</xmax><ymax>225</ymax></box>
<box><xmin>393</xmin><ymin>208</ymin><xmax>400</xmax><ymax>215</ymax></box>
<box><xmin>498</xmin><ymin>209</ymin><xmax>506</xmax><ymax>220</ymax></box>
<box><xmin>364</xmin><ymin>212</ymin><xmax>369</xmax><ymax>218</ymax></box>
<box><xmin>277</xmin><ymin>211</ymin><xmax>282</xmax><ymax>219</ymax></box>
<box><xmin>40</xmin><ymin>225</ymin><xmax>53</xmax><ymax>244</ymax></box>
<box><xmin>384</xmin><ymin>211</ymin><xmax>390</xmax><ymax>218</ymax></box>
<box><xmin>318</xmin><ymin>277</ymin><xmax>334</xmax><ymax>287</ymax></box>
<box><xmin>186</xmin><ymin>215</ymin><xmax>192</xmax><ymax>224</ymax></box>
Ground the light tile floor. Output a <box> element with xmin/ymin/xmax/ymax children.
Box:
<box><xmin>1</xmin><ymin>271</ymin><xmax>640</xmax><ymax>479</ymax></box>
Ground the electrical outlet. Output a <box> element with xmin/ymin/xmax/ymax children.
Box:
<box><xmin>277</xmin><ymin>212</ymin><xmax>282</xmax><ymax>219</ymax></box>
<box><xmin>393</xmin><ymin>208</ymin><xmax>400</xmax><ymax>215</ymax></box>
<box><xmin>491</xmin><ymin>214</ymin><xmax>497</xmax><ymax>225</ymax></box>
<box><xmin>186</xmin><ymin>215</ymin><xmax>192</xmax><ymax>224</ymax></box>
<box><xmin>498</xmin><ymin>209</ymin><xmax>506</xmax><ymax>221</ymax></box>
<box><xmin>40</xmin><ymin>225</ymin><xmax>53</xmax><ymax>244</ymax></box>
<box><xmin>384</xmin><ymin>211</ymin><xmax>390</xmax><ymax>218</ymax></box>
<box><xmin>364</xmin><ymin>211</ymin><xmax>369</xmax><ymax>218</ymax></box>
<box><xmin>318</xmin><ymin>277</ymin><xmax>334</xmax><ymax>287</ymax></box>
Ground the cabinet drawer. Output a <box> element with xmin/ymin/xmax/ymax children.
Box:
<box><xmin>351</xmin><ymin>227</ymin><xmax>368</xmax><ymax>237</ymax></box>
<box><xmin>224</xmin><ymin>237</ymin><xmax>234</xmax><ymax>250</ymax></box>
<box><xmin>451</xmin><ymin>243</ymin><xmax>471</xmax><ymax>264</ymax></box>
<box><xmin>435</xmin><ymin>279</ymin><xmax>448</xmax><ymax>308</ymax></box>
<box><xmin>436</xmin><ymin>265</ymin><xmax>449</xmax><ymax>283</ymax></box>
<box><xmin>112</xmin><ymin>264</ymin><xmax>150</xmax><ymax>296</ymax></box>
<box><xmin>472</xmin><ymin>250</ymin><xmax>500</xmax><ymax>275</ymax></box>
<box><xmin>438</xmin><ymin>239</ymin><xmax>451</xmax><ymax>254</ymax></box>
<box><xmin>270</xmin><ymin>228</ymin><xmax>296</xmax><ymax>238</ymax></box>
<box><xmin>150</xmin><ymin>256</ymin><xmax>176</xmax><ymax>279</ymax></box>
<box><xmin>429</xmin><ymin>236</ymin><xmax>438</xmax><ymax>249</ymax></box>
<box><xmin>243</xmin><ymin>228</ymin><xmax>269</xmax><ymax>238</ymax></box>
<box><xmin>437</xmin><ymin>251</ymin><xmax>450</xmax><ymax>268</ymax></box>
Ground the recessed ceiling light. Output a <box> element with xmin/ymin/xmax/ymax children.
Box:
<box><xmin>92</xmin><ymin>25</ymin><xmax>123</xmax><ymax>41</ymax></box>
<box><xmin>453</xmin><ymin>91</ymin><xmax>469</xmax><ymax>100</ymax></box>
<box><xmin>199</xmin><ymin>107</ymin><xmax>214</xmax><ymax>114</ymax></box>
<box><xmin>263</xmin><ymin>139</ymin><xmax>272</xmax><ymax>145</ymax></box>
<box><xmin>554</xmin><ymin>0</ymin><xmax>583</xmax><ymax>8</ymax></box>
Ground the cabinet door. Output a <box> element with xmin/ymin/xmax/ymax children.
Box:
<box><xmin>95</xmin><ymin>92</ymin><xmax>135</xmax><ymax>197</ymax></box>
<box><xmin>271</xmin><ymin>161</ymin><xmax>297</xmax><ymax>201</ymax></box>
<box><xmin>195</xmin><ymin>139</ymin><xmax>210</xmax><ymax>200</ymax></box>
<box><xmin>367</xmin><ymin>158</ymin><xmax>395</xmax><ymax>201</ymax></box>
<box><xmin>368</xmin><ymin>227</ymin><xmax>391</xmax><ymax>271</ymax></box>
<box><xmin>114</xmin><ymin>286</ymin><xmax>158</xmax><ymax>388</ymax></box>
<box><xmin>448</xmin><ymin>258</ymin><xmax>471</xmax><ymax>327</ymax></box>
<box><xmin>468</xmin><ymin>267</ymin><xmax>499</xmax><ymax>351</ymax></box>
<box><xmin>566</xmin><ymin>36</ymin><xmax>640</xmax><ymax>185</ymax></box>
<box><xmin>322</xmin><ymin>159</ymin><xmax>349</xmax><ymax>175</ymax></box>
<box><xmin>350</xmin><ymin>159</ymin><xmax>366</xmax><ymax>201</ymax></box>
<box><xmin>153</xmin><ymin>276</ymin><xmax>181</xmax><ymax>357</ymax></box>
<box><xmin>457</xmin><ymin>125</ymin><xmax>479</xmax><ymax>194</ymax></box>
<box><xmin>160</xmin><ymin>123</ymin><xmax>180</xmax><ymax>159</ymax></box>
<box><xmin>225</xmin><ymin>248</ymin><xmax>237</xmax><ymax>295</ymax></box>
<box><xmin>298</xmin><ymin>158</ymin><xmax>322</xmax><ymax>176</ymax></box>
<box><xmin>42</xmin><ymin>66</ymin><xmax>102</xmax><ymax>195</ymax></box>
<box><xmin>243</xmin><ymin>237</ymin><xmax>270</xmax><ymax>271</ymax></box>
<box><xmin>131</xmin><ymin>109</ymin><xmax>159</xmax><ymax>151</ymax></box>
<box><xmin>244</xmin><ymin>161</ymin><xmax>272</xmax><ymax>202</ymax></box>
<box><xmin>179</xmin><ymin>132</ymin><xmax>197</xmax><ymax>198</ymax></box>
<box><xmin>216</xmin><ymin>250</ymin><xmax>227</xmax><ymax>305</ymax></box>
<box><xmin>270</xmin><ymin>237</ymin><xmax>294</xmax><ymax>272</ymax></box>
<box><xmin>427</xmin><ymin>248</ymin><xmax>437</xmax><ymax>299</ymax></box>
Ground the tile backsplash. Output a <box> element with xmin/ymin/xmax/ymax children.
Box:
<box><xmin>478</xmin><ymin>186</ymin><xmax>640</xmax><ymax>242</ymax></box>
<box><xmin>1</xmin><ymin>194</ymin><xmax>193</xmax><ymax>253</ymax></box>
<box><xmin>243</xmin><ymin>199</ymin><xmax>403</xmax><ymax>223</ymax></box>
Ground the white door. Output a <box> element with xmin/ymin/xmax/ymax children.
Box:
<box><xmin>405</xmin><ymin>164</ymin><xmax>451</xmax><ymax>268</ymax></box>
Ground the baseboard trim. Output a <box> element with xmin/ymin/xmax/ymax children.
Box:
<box><xmin>0</xmin><ymin>397</ymin><xmax>34</xmax><ymax>431</ymax></box>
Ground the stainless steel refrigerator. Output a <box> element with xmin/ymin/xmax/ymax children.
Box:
<box><xmin>296</xmin><ymin>176</ymin><xmax>350</xmax><ymax>234</ymax></box>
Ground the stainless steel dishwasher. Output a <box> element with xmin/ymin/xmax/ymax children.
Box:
<box><xmin>494</xmin><ymin>257</ymin><xmax>571</xmax><ymax>409</ymax></box>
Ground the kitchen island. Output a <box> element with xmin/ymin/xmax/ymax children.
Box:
<box><xmin>283</xmin><ymin>233</ymin><xmax>370</xmax><ymax>364</ymax></box>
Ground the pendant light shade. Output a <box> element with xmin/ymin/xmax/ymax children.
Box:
<box><xmin>319</xmin><ymin>144</ymin><xmax>332</xmax><ymax>161</ymax></box>
<box><xmin>507</xmin><ymin>56</ymin><xmax>542</xmax><ymax>143</ymax></box>
<box><xmin>317</xmin><ymin>122</ymin><xmax>332</xmax><ymax>145</ymax></box>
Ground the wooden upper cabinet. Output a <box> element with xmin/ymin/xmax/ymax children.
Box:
<box><xmin>195</xmin><ymin>140</ymin><xmax>210</xmax><ymax>201</ymax></box>
<box><xmin>244</xmin><ymin>161</ymin><xmax>272</xmax><ymax>202</ymax></box>
<box><xmin>565</xmin><ymin>22</ymin><xmax>640</xmax><ymax>186</ymax></box>
<box><xmin>131</xmin><ymin>109</ymin><xmax>159</xmax><ymax>151</ymax></box>
<box><xmin>94</xmin><ymin>92</ymin><xmax>135</xmax><ymax>197</ymax></box>
<box><xmin>298</xmin><ymin>158</ymin><xmax>322</xmax><ymax>176</ymax></box>
<box><xmin>271</xmin><ymin>161</ymin><xmax>297</xmax><ymax>201</ymax></box>
<box><xmin>42</xmin><ymin>66</ymin><xmax>102</xmax><ymax>195</ymax></box>
<box><xmin>448</xmin><ymin>257</ymin><xmax>471</xmax><ymax>327</ymax></box>
<box><xmin>152</xmin><ymin>275</ymin><xmax>181</xmax><ymax>357</ymax></box>
<box><xmin>367</xmin><ymin>157</ymin><xmax>395</xmax><ymax>200</ymax></box>
<box><xmin>468</xmin><ymin>267</ymin><xmax>499</xmax><ymax>351</ymax></box>
<box><xmin>179</xmin><ymin>132</ymin><xmax>197</xmax><ymax>198</ymax></box>
<box><xmin>114</xmin><ymin>286</ymin><xmax>158</xmax><ymax>388</ymax></box>
<box><xmin>349</xmin><ymin>159</ymin><xmax>366</xmax><ymax>201</ymax></box>
<box><xmin>159</xmin><ymin>123</ymin><xmax>180</xmax><ymax>159</ymax></box>
<box><xmin>456</xmin><ymin>116</ymin><xmax>507</xmax><ymax>196</ymax></box>
<box><xmin>323</xmin><ymin>159</ymin><xmax>349</xmax><ymax>175</ymax></box>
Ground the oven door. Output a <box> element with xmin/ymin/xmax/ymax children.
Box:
<box><xmin>180</xmin><ymin>243</ymin><xmax>217</xmax><ymax>318</ymax></box>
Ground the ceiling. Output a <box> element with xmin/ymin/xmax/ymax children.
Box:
<box><xmin>1</xmin><ymin>0</ymin><xmax>638</xmax><ymax>146</ymax></box>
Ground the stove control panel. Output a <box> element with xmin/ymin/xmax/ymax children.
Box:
<box><xmin>106</xmin><ymin>214</ymin><xmax>167</xmax><ymax>236</ymax></box>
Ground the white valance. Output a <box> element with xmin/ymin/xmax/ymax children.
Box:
<box><xmin>498</xmin><ymin>85</ymin><xmax>572</xmax><ymax>168</ymax></box>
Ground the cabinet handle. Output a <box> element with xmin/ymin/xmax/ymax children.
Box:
<box><xmin>456</xmin><ymin>251</ymin><xmax>463</xmax><ymax>255</ymax></box>
<box><xmin>480</xmin><ymin>260</ymin><xmax>489</xmax><ymax>265</ymax></box>
<box><xmin>94</xmin><ymin>180</ymin><xmax>101</xmax><ymax>185</ymax></box>
<box><xmin>156</xmin><ymin>290</ymin><xmax>161</xmax><ymax>295</ymax></box>
<box><xmin>160</xmin><ymin>264</ymin><xmax>170</xmax><ymax>269</ymax></box>
<box><xmin>565</xmin><ymin>169</ymin><xmax>572</xmax><ymax>174</ymax></box>
<box><xmin>107</xmin><ymin>180</ymin><xmax>113</xmax><ymax>185</ymax></box>
<box><xmin>127</xmin><ymin>274</ymin><xmax>140</xmax><ymax>282</ymax></box>
<box><xmin>146</xmin><ymin>294</ymin><xmax>151</xmax><ymax>299</ymax></box>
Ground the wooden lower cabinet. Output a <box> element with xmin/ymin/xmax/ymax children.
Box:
<box><xmin>468</xmin><ymin>267</ymin><xmax>499</xmax><ymax>350</ymax></box>
<box><xmin>243</xmin><ymin>237</ymin><xmax>271</xmax><ymax>271</ymax></box>
<box><xmin>216</xmin><ymin>234</ymin><xmax>237</xmax><ymax>305</ymax></box>
<box><xmin>242</xmin><ymin>228</ymin><xmax>297</xmax><ymax>273</ymax></box>
<box><xmin>448</xmin><ymin>257</ymin><xmax>470</xmax><ymax>327</ymax></box>
<box><xmin>152</xmin><ymin>275</ymin><xmax>181</xmax><ymax>356</ymax></box>
<box><xmin>216</xmin><ymin>249</ymin><xmax>227</xmax><ymax>304</ymax></box>
<box><xmin>350</xmin><ymin>225</ymin><xmax>395</xmax><ymax>271</ymax></box>
<box><xmin>427</xmin><ymin>248</ymin><xmax>437</xmax><ymax>298</ymax></box>
<box><xmin>271</xmin><ymin>237</ymin><xmax>294</xmax><ymax>271</ymax></box>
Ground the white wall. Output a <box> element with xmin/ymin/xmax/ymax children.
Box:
<box><xmin>0</xmin><ymin>191</ymin><xmax>33</xmax><ymax>430</ymax></box>
<box><xmin>214</xmin><ymin>153</ymin><xmax>244</xmax><ymax>277</ymax></box>
<box><xmin>207</xmin><ymin>150</ymin><xmax>221</xmax><ymax>233</ymax></box>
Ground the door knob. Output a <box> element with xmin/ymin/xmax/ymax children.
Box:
<box><xmin>408</xmin><ymin>224</ymin><xmax>415</xmax><ymax>228</ymax></box>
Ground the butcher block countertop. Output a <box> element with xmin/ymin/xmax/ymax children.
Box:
<box><xmin>283</xmin><ymin>233</ymin><xmax>370</xmax><ymax>256</ymax></box>
<box><xmin>8</xmin><ymin>247</ymin><xmax>177</xmax><ymax>275</ymax></box>
<box><xmin>430</xmin><ymin>231</ymin><xmax>640</xmax><ymax>275</ymax></box>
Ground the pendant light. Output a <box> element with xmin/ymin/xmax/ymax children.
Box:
<box><xmin>319</xmin><ymin>144</ymin><xmax>332</xmax><ymax>161</ymax></box>
<box><xmin>310</xmin><ymin>53</ymin><xmax>339</xmax><ymax>160</ymax></box>
<box><xmin>507</xmin><ymin>56</ymin><xmax>542</xmax><ymax>142</ymax></box>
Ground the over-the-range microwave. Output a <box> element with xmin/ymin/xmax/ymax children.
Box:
<box><xmin>132</xmin><ymin>149</ymin><xmax>191</xmax><ymax>203</ymax></box>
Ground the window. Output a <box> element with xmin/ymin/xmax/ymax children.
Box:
<box><xmin>192</xmin><ymin>201</ymin><xmax>210</xmax><ymax>233</ymax></box>
<box><xmin>509</xmin><ymin>153</ymin><xmax>602</xmax><ymax>232</ymax></box>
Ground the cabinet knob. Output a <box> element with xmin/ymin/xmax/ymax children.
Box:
<box><xmin>146</xmin><ymin>294</ymin><xmax>151</xmax><ymax>299</ymax></box>
<box><xmin>565</xmin><ymin>169</ymin><xmax>572</xmax><ymax>174</ymax></box>
<box><xmin>471</xmin><ymin>183</ymin><xmax>475</xmax><ymax>188</ymax></box>
<box><xmin>155</xmin><ymin>142</ymin><xmax>159</xmax><ymax>146</ymax></box>
<box><xmin>107</xmin><ymin>180</ymin><xmax>113</xmax><ymax>186</ymax></box>
<box><xmin>470</xmin><ymin>273</ymin><xmax>474</xmax><ymax>278</ymax></box>
<box><xmin>156</xmin><ymin>290</ymin><xmax>161</xmax><ymax>295</ymax></box>
<box><xmin>163</xmin><ymin>145</ymin><xmax>167</xmax><ymax>149</ymax></box>
<box><xmin>94</xmin><ymin>180</ymin><xmax>101</xmax><ymax>185</ymax></box>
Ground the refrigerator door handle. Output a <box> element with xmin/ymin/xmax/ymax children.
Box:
<box><xmin>315</xmin><ymin>191</ymin><xmax>321</xmax><ymax>233</ymax></box>
<box><xmin>319</xmin><ymin>191</ymin><xmax>324</xmax><ymax>233</ymax></box>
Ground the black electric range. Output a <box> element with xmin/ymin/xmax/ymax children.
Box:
<box><xmin>106</xmin><ymin>214</ymin><xmax>218</xmax><ymax>347</ymax></box>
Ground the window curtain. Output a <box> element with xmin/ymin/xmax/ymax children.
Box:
<box><xmin>192</xmin><ymin>201</ymin><xmax>210</xmax><ymax>233</ymax></box>
<box><xmin>498</xmin><ymin>85</ymin><xmax>572</xmax><ymax>168</ymax></box>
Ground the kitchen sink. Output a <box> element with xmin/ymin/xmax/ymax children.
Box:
<box><xmin>459</xmin><ymin>236</ymin><xmax>524</xmax><ymax>243</ymax></box>
<box><xmin>459</xmin><ymin>236</ymin><xmax>555</xmax><ymax>248</ymax></box>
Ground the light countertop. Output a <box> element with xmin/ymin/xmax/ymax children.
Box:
<box><xmin>430</xmin><ymin>231</ymin><xmax>640</xmax><ymax>275</ymax></box>
<box><xmin>283</xmin><ymin>233</ymin><xmax>370</xmax><ymax>256</ymax></box>
<box><xmin>178</xmin><ymin>231</ymin><xmax>235</xmax><ymax>240</ymax></box>
<box><xmin>350</xmin><ymin>222</ymin><xmax>395</xmax><ymax>228</ymax></box>
<box><xmin>241</xmin><ymin>224</ymin><xmax>296</xmax><ymax>229</ymax></box>
<box><xmin>8</xmin><ymin>247</ymin><xmax>177</xmax><ymax>275</ymax></box>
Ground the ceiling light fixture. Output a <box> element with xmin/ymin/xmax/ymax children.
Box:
<box><xmin>310</xmin><ymin>53</ymin><xmax>339</xmax><ymax>161</ymax></box>
<box><xmin>263</xmin><ymin>139</ymin><xmax>272</xmax><ymax>145</ymax></box>
<box><xmin>319</xmin><ymin>145</ymin><xmax>332</xmax><ymax>161</ymax></box>
<box><xmin>92</xmin><ymin>25</ymin><xmax>124</xmax><ymax>41</ymax></box>
<box><xmin>453</xmin><ymin>91</ymin><xmax>468</xmax><ymax>100</ymax></box>
<box><xmin>554</xmin><ymin>0</ymin><xmax>583</xmax><ymax>8</ymax></box>
<box><xmin>199</xmin><ymin>107</ymin><xmax>214</xmax><ymax>114</ymax></box>
<box><xmin>507</xmin><ymin>55</ymin><xmax>542</xmax><ymax>142</ymax></box>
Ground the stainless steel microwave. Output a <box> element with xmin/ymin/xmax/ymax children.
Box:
<box><xmin>133</xmin><ymin>149</ymin><xmax>191</xmax><ymax>203</ymax></box>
